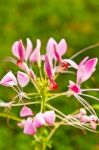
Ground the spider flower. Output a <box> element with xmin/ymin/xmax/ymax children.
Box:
<box><xmin>68</xmin><ymin>57</ymin><xmax>98</xmax><ymax>116</ymax></box>
<box><xmin>46</xmin><ymin>38</ymin><xmax>78</xmax><ymax>72</ymax></box>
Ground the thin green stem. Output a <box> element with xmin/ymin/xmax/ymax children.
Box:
<box><xmin>12</xmin><ymin>101</ymin><xmax>40</xmax><ymax>107</ymax></box>
<box><xmin>46</xmin><ymin>92</ymin><xmax>66</xmax><ymax>102</ymax></box>
<box><xmin>0</xmin><ymin>112</ymin><xmax>21</xmax><ymax>122</ymax></box>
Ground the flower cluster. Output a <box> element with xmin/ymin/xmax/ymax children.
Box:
<box><xmin>18</xmin><ymin>106</ymin><xmax>55</xmax><ymax>135</ymax></box>
<box><xmin>0</xmin><ymin>37</ymin><xmax>99</xmax><ymax>149</ymax></box>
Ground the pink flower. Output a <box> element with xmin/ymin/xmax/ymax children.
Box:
<box><xmin>33</xmin><ymin>112</ymin><xmax>46</xmax><ymax>128</ymax></box>
<box><xmin>23</xmin><ymin>117</ymin><xmax>37</xmax><ymax>135</ymax></box>
<box><xmin>69</xmin><ymin>57</ymin><xmax>98</xmax><ymax>94</ymax></box>
<box><xmin>77</xmin><ymin>57</ymin><xmax>98</xmax><ymax>85</ymax></box>
<box><xmin>0</xmin><ymin>71</ymin><xmax>17</xmax><ymax>87</ymax></box>
<box><xmin>46</xmin><ymin>38</ymin><xmax>78</xmax><ymax>71</ymax></box>
<box><xmin>12</xmin><ymin>38</ymin><xmax>32</xmax><ymax>62</ymax></box>
<box><xmin>46</xmin><ymin>38</ymin><xmax>67</xmax><ymax>62</ymax></box>
<box><xmin>43</xmin><ymin>110</ymin><xmax>56</xmax><ymax>126</ymax></box>
<box><xmin>20</xmin><ymin>106</ymin><xmax>33</xmax><ymax>117</ymax></box>
<box><xmin>17</xmin><ymin>71</ymin><xmax>30</xmax><ymax>87</ymax></box>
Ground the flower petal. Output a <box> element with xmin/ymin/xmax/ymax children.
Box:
<box><xmin>44</xmin><ymin>55</ymin><xmax>53</xmax><ymax>79</ymax></box>
<box><xmin>69</xmin><ymin>81</ymin><xmax>81</xmax><ymax>94</ymax></box>
<box><xmin>12</xmin><ymin>41</ymin><xmax>20</xmax><ymax>59</ymax></box>
<box><xmin>17</xmin><ymin>71</ymin><xmax>30</xmax><ymax>87</ymax></box>
<box><xmin>58</xmin><ymin>39</ymin><xmax>67</xmax><ymax>56</ymax></box>
<box><xmin>46</xmin><ymin>38</ymin><xmax>57</xmax><ymax>61</ymax></box>
<box><xmin>0</xmin><ymin>71</ymin><xmax>17</xmax><ymax>87</ymax></box>
<box><xmin>23</xmin><ymin>118</ymin><xmax>36</xmax><ymax>135</ymax></box>
<box><xmin>77</xmin><ymin>57</ymin><xmax>98</xmax><ymax>84</ymax></box>
<box><xmin>63</xmin><ymin>59</ymin><xmax>78</xmax><ymax>69</ymax></box>
<box><xmin>81</xmin><ymin>58</ymin><xmax>98</xmax><ymax>83</ymax></box>
<box><xmin>43</xmin><ymin>110</ymin><xmax>56</xmax><ymax>126</ymax></box>
<box><xmin>25</xmin><ymin>38</ymin><xmax>33</xmax><ymax>61</ymax></box>
<box><xmin>20</xmin><ymin>106</ymin><xmax>33</xmax><ymax>117</ymax></box>
<box><xmin>29</xmin><ymin>39</ymin><xmax>41</xmax><ymax>63</ymax></box>
<box><xmin>12</xmin><ymin>40</ymin><xmax>25</xmax><ymax>61</ymax></box>
<box><xmin>33</xmin><ymin>112</ymin><xmax>45</xmax><ymax>128</ymax></box>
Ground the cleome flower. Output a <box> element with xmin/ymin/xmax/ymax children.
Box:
<box><xmin>46</xmin><ymin>37</ymin><xmax>78</xmax><ymax>73</ymax></box>
<box><xmin>68</xmin><ymin>57</ymin><xmax>98</xmax><ymax>116</ymax></box>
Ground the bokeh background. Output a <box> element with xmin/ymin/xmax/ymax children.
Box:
<box><xmin>0</xmin><ymin>0</ymin><xmax>99</xmax><ymax>150</ymax></box>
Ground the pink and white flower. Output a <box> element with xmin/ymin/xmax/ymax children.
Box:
<box><xmin>20</xmin><ymin>106</ymin><xmax>33</xmax><ymax>117</ymax></box>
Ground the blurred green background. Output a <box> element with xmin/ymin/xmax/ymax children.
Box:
<box><xmin>0</xmin><ymin>0</ymin><xmax>99</xmax><ymax>150</ymax></box>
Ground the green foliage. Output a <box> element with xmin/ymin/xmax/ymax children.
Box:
<box><xmin>0</xmin><ymin>0</ymin><xmax>99</xmax><ymax>149</ymax></box>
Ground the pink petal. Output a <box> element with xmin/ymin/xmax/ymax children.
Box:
<box><xmin>12</xmin><ymin>41</ymin><xmax>20</xmax><ymax>59</ymax></box>
<box><xmin>17</xmin><ymin>71</ymin><xmax>30</xmax><ymax>87</ymax></box>
<box><xmin>17</xmin><ymin>61</ymin><xmax>29</xmax><ymax>73</ymax></box>
<box><xmin>33</xmin><ymin>112</ymin><xmax>46</xmax><ymax>128</ymax></box>
<box><xmin>25</xmin><ymin>38</ymin><xmax>33</xmax><ymax>61</ymax></box>
<box><xmin>63</xmin><ymin>59</ymin><xmax>78</xmax><ymax>69</ymax></box>
<box><xmin>77</xmin><ymin>57</ymin><xmax>98</xmax><ymax>84</ymax></box>
<box><xmin>12</xmin><ymin>40</ymin><xmax>25</xmax><ymax>61</ymax></box>
<box><xmin>44</xmin><ymin>55</ymin><xmax>53</xmax><ymax>79</ymax></box>
<box><xmin>20</xmin><ymin>106</ymin><xmax>33</xmax><ymax>117</ymax></box>
<box><xmin>18</xmin><ymin>40</ymin><xmax>25</xmax><ymax>60</ymax></box>
<box><xmin>23</xmin><ymin>118</ymin><xmax>37</xmax><ymax>135</ymax></box>
<box><xmin>29</xmin><ymin>69</ymin><xmax>36</xmax><ymax>80</ymax></box>
<box><xmin>58</xmin><ymin>39</ymin><xmax>67</xmax><ymax>56</ymax></box>
<box><xmin>29</xmin><ymin>39</ymin><xmax>41</xmax><ymax>63</ymax></box>
<box><xmin>46</xmin><ymin>38</ymin><xmax>57</xmax><ymax>61</ymax></box>
<box><xmin>81</xmin><ymin>58</ymin><xmax>98</xmax><ymax>82</ymax></box>
<box><xmin>49</xmin><ymin>79</ymin><xmax>58</xmax><ymax>90</ymax></box>
<box><xmin>43</xmin><ymin>110</ymin><xmax>56</xmax><ymax>126</ymax></box>
<box><xmin>0</xmin><ymin>71</ymin><xmax>17</xmax><ymax>87</ymax></box>
<box><xmin>77</xmin><ymin>57</ymin><xmax>89</xmax><ymax>85</ymax></box>
<box><xmin>69</xmin><ymin>81</ymin><xmax>81</xmax><ymax>94</ymax></box>
<box><xmin>53</xmin><ymin>44</ymin><xmax>61</xmax><ymax>61</ymax></box>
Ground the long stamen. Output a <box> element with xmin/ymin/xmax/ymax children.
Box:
<box><xmin>81</xmin><ymin>89</ymin><xmax>99</xmax><ymax>92</ymax></box>
<box><xmin>74</xmin><ymin>94</ymin><xmax>97</xmax><ymax>117</ymax></box>
<box><xmin>79</xmin><ymin>93</ymin><xmax>99</xmax><ymax>102</ymax></box>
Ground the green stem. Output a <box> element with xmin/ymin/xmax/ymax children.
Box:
<box><xmin>12</xmin><ymin>101</ymin><xmax>40</xmax><ymax>107</ymax></box>
<box><xmin>0</xmin><ymin>112</ymin><xmax>21</xmax><ymax>122</ymax></box>
<box><xmin>46</xmin><ymin>92</ymin><xmax>66</xmax><ymax>102</ymax></box>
